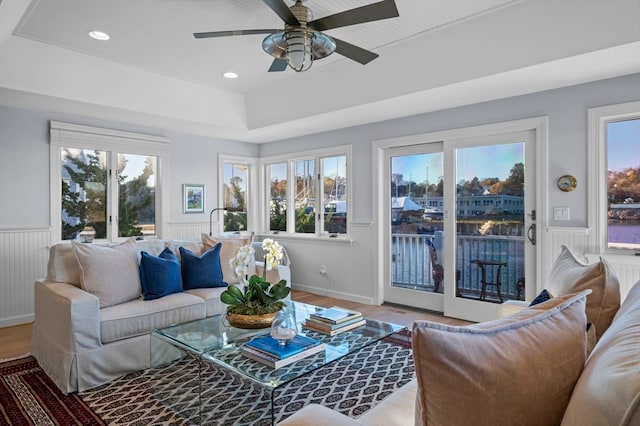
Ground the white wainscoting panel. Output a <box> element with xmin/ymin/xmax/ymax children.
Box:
<box><xmin>166</xmin><ymin>222</ymin><xmax>210</xmax><ymax>240</ymax></box>
<box><xmin>0</xmin><ymin>228</ymin><xmax>52</xmax><ymax>327</ymax></box>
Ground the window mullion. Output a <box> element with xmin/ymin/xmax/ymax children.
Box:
<box><xmin>287</xmin><ymin>160</ymin><xmax>295</xmax><ymax>235</ymax></box>
<box><xmin>108</xmin><ymin>152</ymin><xmax>118</xmax><ymax>240</ymax></box>
<box><xmin>317</xmin><ymin>158</ymin><xmax>323</xmax><ymax>236</ymax></box>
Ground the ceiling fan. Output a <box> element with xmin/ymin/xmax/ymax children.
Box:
<box><xmin>194</xmin><ymin>0</ymin><xmax>399</xmax><ymax>72</ymax></box>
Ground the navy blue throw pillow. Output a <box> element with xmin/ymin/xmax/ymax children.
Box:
<box><xmin>179</xmin><ymin>244</ymin><xmax>227</xmax><ymax>290</ymax></box>
<box><xmin>139</xmin><ymin>247</ymin><xmax>183</xmax><ymax>300</ymax></box>
<box><xmin>529</xmin><ymin>289</ymin><xmax>552</xmax><ymax>306</ymax></box>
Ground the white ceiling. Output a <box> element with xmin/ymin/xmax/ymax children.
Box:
<box><xmin>0</xmin><ymin>0</ymin><xmax>639</xmax><ymax>143</ymax></box>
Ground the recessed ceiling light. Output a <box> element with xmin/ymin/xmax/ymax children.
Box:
<box><xmin>222</xmin><ymin>72</ymin><xmax>239</xmax><ymax>79</ymax></box>
<box><xmin>88</xmin><ymin>31</ymin><xmax>110</xmax><ymax>41</ymax></box>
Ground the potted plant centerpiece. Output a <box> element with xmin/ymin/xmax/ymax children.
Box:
<box><xmin>221</xmin><ymin>239</ymin><xmax>290</xmax><ymax>329</ymax></box>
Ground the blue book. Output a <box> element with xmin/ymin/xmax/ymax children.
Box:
<box><xmin>244</xmin><ymin>335</ymin><xmax>321</xmax><ymax>360</ymax></box>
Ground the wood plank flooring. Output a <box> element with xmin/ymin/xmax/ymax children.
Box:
<box><xmin>0</xmin><ymin>290</ymin><xmax>470</xmax><ymax>360</ymax></box>
<box><xmin>0</xmin><ymin>322</ymin><xmax>32</xmax><ymax>360</ymax></box>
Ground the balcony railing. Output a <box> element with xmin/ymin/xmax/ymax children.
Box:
<box><xmin>391</xmin><ymin>233</ymin><xmax>525</xmax><ymax>301</ymax></box>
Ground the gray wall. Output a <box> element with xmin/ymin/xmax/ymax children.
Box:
<box><xmin>0</xmin><ymin>106</ymin><xmax>259</xmax><ymax>229</ymax></box>
<box><xmin>261</xmin><ymin>73</ymin><xmax>640</xmax><ymax>228</ymax></box>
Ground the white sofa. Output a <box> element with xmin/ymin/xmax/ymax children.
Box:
<box><xmin>282</xmin><ymin>248</ymin><xmax>640</xmax><ymax>426</ymax></box>
<box><xmin>31</xmin><ymin>236</ymin><xmax>290</xmax><ymax>394</ymax></box>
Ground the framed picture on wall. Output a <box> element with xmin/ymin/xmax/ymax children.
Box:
<box><xmin>183</xmin><ymin>184</ymin><xmax>205</xmax><ymax>214</ymax></box>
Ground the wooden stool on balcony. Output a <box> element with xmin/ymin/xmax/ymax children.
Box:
<box><xmin>470</xmin><ymin>259</ymin><xmax>507</xmax><ymax>302</ymax></box>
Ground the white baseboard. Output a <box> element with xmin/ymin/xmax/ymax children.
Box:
<box><xmin>292</xmin><ymin>283</ymin><xmax>375</xmax><ymax>305</ymax></box>
<box><xmin>0</xmin><ymin>314</ymin><xmax>34</xmax><ymax>328</ymax></box>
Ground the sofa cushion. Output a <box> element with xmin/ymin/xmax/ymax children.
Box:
<box><xmin>412</xmin><ymin>290</ymin><xmax>590</xmax><ymax>426</ymax></box>
<box><xmin>46</xmin><ymin>242</ymin><xmax>82</xmax><ymax>287</ymax></box>
<box><xmin>100</xmin><ymin>292</ymin><xmax>206</xmax><ymax>344</ymax></box>
<box><xmin>547</xmin><ymin>245</ymin><xmax>620</xmax><ymax>339</ymax></box>
<box><xmin>167</xmin><ymin>239</ymin><xmax>205</xmax><ymax>259</ymax></box>
<box><xmin>185</xmin><ymin>285</ymin><xmax>241</xmax><ymax>317</ymax></box>
<box><xmin>139</xmin><ymin>248</ymin><xmax>183</xmax><ymax>300</ymax></box>
<box><xmin>72</xmin><ymin>239</ymin><xmax>142</xmax><ymax>308</ymax></box>
<box><xmin>561</xmin><ymin>280</ymin><xmax>640</xmax><ymax>426</ymax></box>
<box><xmin>202</xmin><ymin>233</ymin><xmax>254</xmax><ymax>284</ymax></box>
<box><xmin>180</xmin><ymin>244</ymin><xmax>226</xmax><ymax>289</ymax></box>
<box><xmin>358</xmin><ymin>378</ymin><xmax>417</xmax><ymax>426</ymax></box>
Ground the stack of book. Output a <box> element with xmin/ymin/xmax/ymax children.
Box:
<box><xmin>240</xmin><ymin>334</ymin><xmax>325</xmax><ymax>369</ymax></box>
<box><xmin>303</xmin><ymin>306</ymin><xmax>366</xmax><ymax>336</ymax></box>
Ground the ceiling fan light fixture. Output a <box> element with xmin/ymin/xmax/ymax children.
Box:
<box><xmin>311</xmin><ymin>32</ymin><xmax>336</xmax><ymax>60</ymax></box>
<box><xmin>285</xmin><ymin>30</ymin><xmax>314</xmax><ymax>72</ymax></box>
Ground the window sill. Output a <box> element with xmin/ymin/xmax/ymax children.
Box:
<box><xmin>257</xmin><ymin>233</ymin><xmax>354</xmax><ymax>246</ymax></box>
<box><xmin>586</xmin><ymin>251</ymin><xmax>640</xmax><ymax>264</ymax></box>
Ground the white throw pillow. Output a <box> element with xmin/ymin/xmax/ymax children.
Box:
<box><xmin>547</xmin><ymin>245</ymin><xmax>620</xmax><ymax>339</ymax></box>
<box><xmin>72</xmin><ymin>239</ymin><xmax>142</xmax><ymax>308</ymax></box>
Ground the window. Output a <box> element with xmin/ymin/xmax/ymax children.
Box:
<box><xmin>264</xmin><ymin>147</ymin><xmax>350</xmax><ymax>237</ymax></box>
<box><xmin>268</xmin><ymin>162</ymin><xmax>287</xmax><ymax>232</ymax></box>
<box><xmin>51</xmin><ymin>121</ymin><xmax>169</xmax><ymax>241</ymax></box>
<box><xmin>589</xmin><ymin>101</ymin><xmax>640</xmax><ymax>251</ymax></box>
<box><xmin>219</xmin><ymin>156</ymin><xmax>256</xmax><ymax>233</ymax></box>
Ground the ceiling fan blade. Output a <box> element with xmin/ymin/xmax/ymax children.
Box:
<box><xmin>333</xmin><ymin>37</ymin><xmax>379</xmax><ymax>65</ymax></box>
<box><xmin>268</xmin><ymin>58</ymin><xmax>288</xmax><ymax>72</ymax></box>
<box><xmin>263</xmin><ymin>0</ymin><xmax>300</xmax><ymax>26</ymax></box>
<box><xmin>308</xmin><ymin>0</ymin><xmax>399</xmax><ymax>32</ymax></box>
<box><xmin>194</xmin><ymin>29</ymin><xmax>279</xmax><ymax>39</ymax></box>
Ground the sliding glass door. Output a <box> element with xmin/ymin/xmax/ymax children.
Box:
<box><xmin>444</xmin><ymin>131</ymin><xmax>535</xmax><ymax>322</ymax></box>
<box><xmin>382</xmin><ymin>130</ymin><xmax>536</xmax><ymax>322</ymax></box>
<box><xmin>384</xmin><ymin>143</ymin><xmax>445</xmax><ymax>312</ymax></box>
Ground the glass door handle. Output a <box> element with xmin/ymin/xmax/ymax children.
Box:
<box><xmin>527</xmin><ymin>223</ymin><xmax>536</xmax><ymax>245</ymax></box>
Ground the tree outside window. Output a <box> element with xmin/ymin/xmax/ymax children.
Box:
<box><xmin>61</xmin><ymin>148</ymin><xmax>156</xmax><ymax>240</ymax></box>
<box><xmin>223</xmin><ymin>162</ymin><xmax>248</xmax><ymax>232</ymax></box>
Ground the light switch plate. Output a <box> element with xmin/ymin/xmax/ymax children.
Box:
<box><xmin>554</xmin><ymin>206</ymin><xmax>570</xmax><ymax>221</ymax></box>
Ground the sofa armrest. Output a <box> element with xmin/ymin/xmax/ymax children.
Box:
<box><xmin>33</xmin><ymin>280</ymin><xmax>102</xmax><ymax>352</ymax></box>
<box><xmin>278</xmin><ymin>404</ymin><xmax>362</xmax><ymax>425</ymax></box>
<box><xmin>499</xmin><ymin>300</ymin><xmax>529</xmax><ymax>318</ymax></box>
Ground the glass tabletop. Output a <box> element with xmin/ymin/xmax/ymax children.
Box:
<box><xmin>152</xmin><ymin>301</ymin><xmax>405</xmax><ymax>389</ymax></box>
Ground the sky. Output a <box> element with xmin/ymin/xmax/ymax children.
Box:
<box><xmin>392</xmin><ymin>142</ymin><xmax>524</xmax><ymax>184</ymax></box>
<box><xmin>608</xmin><ymin>118</ymin><xmax>640</xmax><ymax>172</ymax></box>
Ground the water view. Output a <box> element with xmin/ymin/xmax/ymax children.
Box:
<box><xmin>608</xmin><ymin>222</ymin><xmax>640</xmax><ymax>244</ymax></box>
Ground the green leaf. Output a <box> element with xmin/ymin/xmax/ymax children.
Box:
<box><xmin>226</xmin><ymin>284</ymin><xmax>245</xmax><ymax>301</ymax></box>
<box><xmin>270</xmin><ymin>282</ymin><xmax>290</xmax><ymax>300</ymax></box>
<box><xmin>220</xmin><ymin>291</ymin><xmax>243</xmax><ymax>306</ymax></box>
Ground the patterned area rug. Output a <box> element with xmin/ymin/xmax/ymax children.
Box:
<box><xmin>0</xmin><ymin>330</ymin><xmax>413</xmax><ymax>425</ymax></box>
<box><xmin>0</xmin><ymin>357</ymin><xmax>104</xmax><ymax>425</ymax></box>
<box><xmin>82</xmin><ymin>329</ymin><xmax>414</xmax><ymax>425</ymax></box>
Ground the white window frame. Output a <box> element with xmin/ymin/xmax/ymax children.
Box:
<box><xmin>260</xmin><ymin>145</ymin><xmax>352</xmax><ymax>239</ymax></box>
<box><xmin>217</xmin><ymin>154</ymin><xmax>258</xmax><ymax>235</ymax></box>
<box><xmin>50</xmin><ymin>121</ymin><xmax>170</xmax><ymax>241</ymax></box>
<box><xmin>588</xmin><ymin>100</ymin><xmax>640</xmax><ymax>253</ymax></box>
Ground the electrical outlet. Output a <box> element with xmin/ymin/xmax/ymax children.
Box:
<box><xmin>319</xmin><ymin>265</ymin><xmax>326</xmax><ymax>275</ymax></box>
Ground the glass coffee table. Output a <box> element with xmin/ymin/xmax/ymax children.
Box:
<box><xmin>150</xmin><ymin>301</ymin><xmax>405</xmax><ymax>425</ymax></box>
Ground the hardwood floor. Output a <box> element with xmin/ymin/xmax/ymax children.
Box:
<box><xmin>0</xmin><ymin>322</ymin><xmax>32</xmax><ymax>360</ymax></box>
<box><xmin>0</xmin><ymin>290</ymin><xmax>470</xmax><ymax>360</ymax></box>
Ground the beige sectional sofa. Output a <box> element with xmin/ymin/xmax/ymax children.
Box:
<box><xmin>31</xmin><ymin>236</ymin><xmax>290</xmax><ymax>394</ymax></box>
<box><xmin>282</xmin><ymin>247</ymin><xmax>640</xmax><ymax>425</ymax></box>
